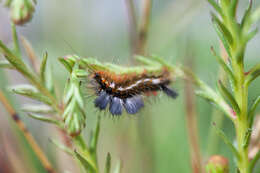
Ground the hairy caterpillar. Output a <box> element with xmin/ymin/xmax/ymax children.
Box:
<box><xmin>90</xmin><ymin>68</ymin><xmax>178</xmax><ymax>115</ymax></box>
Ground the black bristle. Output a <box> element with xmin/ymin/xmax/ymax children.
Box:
<box><xmin>123</xmin><ymin>96</ymin><xmax>144</xmax><ymax>114</ymax></box>
<box><xmin>94</xmin><ymin>91</ymin><xmax>110</xmax><ymax>110</ymax></box>
<box><xmin>109</xmin><ymin>97</ymin><xmax>123</xmax><ymax>115</ymax></box>
<box><xmin>161</xmin><ymin>85</ymin><xmax>178</xmax><ymax>99</ymax></box>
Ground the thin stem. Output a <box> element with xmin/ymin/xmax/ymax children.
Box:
<box><xmin>0</xmin><ymin>90</ymin><xmax>56</xmax><ymax>173</ymax></box>
<box><xmin>124</xmin><ymin>0</ymin><xmax>138</xmax><ymax>56</ymax></box>
<box><xmin>137</xmin><ymin>0</ymin><xmax>152</xmax><ymax>55</ymax></box>
<box><xmin>20</xmin><ymin>36</ymin><xmax>39</xmax><ymax>73</ymax></box>
<box><xmin>11</xmin><ymin>23</ymin><xmax>21</xmax><ymax>57</ymax></box>
<box><xmin>184</xmin><ymin>57</ymin><xmax>203</xmax><ymax>173</ymax></box>
<box><xmin>230</xmin><ymin>31</ymin><xmax>250</xmax><ymax>173</ymax></box>
<box><xmin>125</xmin><ymin>1</ymin><xmax>155</xmax><ymax>172</ymax></box>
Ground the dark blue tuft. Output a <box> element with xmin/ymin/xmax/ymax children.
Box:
<box><xmin>109</xmin><ymin>97</ymin><xmax>123</xmax><ymax>115</ymax></box>
<box><xmin>94</xmin><ymin>91</ymin><xmax>111</xmax><ymax>110</ymax></box>
<box><xmin>161</xmin><ymin>85</ymin><xmax>178</xmax><ymax>99</ymax></box>
<box><xmin>123</xmin><ymin>96</ymin><xmax>144</xmax><ymax>114</ymax></box>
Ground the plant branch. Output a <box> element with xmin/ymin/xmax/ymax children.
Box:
<box><xmin>0</xmin><ymin>90</ymin><xmax>56</xmax><ymax>173</ymax></box>
<box><xmin>0</xmin><ymin>40</ymin><xmax>60</xmax><ymax>113</ymax></box>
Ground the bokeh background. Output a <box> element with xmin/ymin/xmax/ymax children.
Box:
<box><xmin>0</xmin><ymin>0</ymin><xmax>260</xmax><ymax>172</ymax></box>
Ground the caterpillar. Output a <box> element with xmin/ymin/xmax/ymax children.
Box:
<box><xmin>90</xmin><ymin>68</ymin><xmax>178</xmax><ymax>115</ymax></box>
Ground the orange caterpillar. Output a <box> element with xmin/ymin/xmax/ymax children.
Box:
<box><xmin>91</xmin><ymin>68</ymin><xmax>178</xmax><ymax>115</ymax></box>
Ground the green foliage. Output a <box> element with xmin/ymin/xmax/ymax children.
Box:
<box><xmin>0</xmin><ymin>60</ymin><xmax>14</xmax><ymax>69</ymax></box>
<box><xmin>212</xmin><ymin>123</ymin><xmax>240</xmax><ymax>160</ymax></box>
<box><xmin>21</xmin><ymin>104</ymin><xmax>54</xmax><ymax>114</ymax></box>
<box><xmin>49</xmin><ymin>138</ymin><xmax>74</xmax><ymax>156</ymax></box>
<box><xmin>62</xmin><ymin>64</ymin><xmax>87</xmax><ymax>136</ymax></box>
<box><xmin>40</xmin><ymin>52</ymin><xmax>48</xmax><ymax>84</ymax></box>
<box><xmin>27</xmin><ymin>113</ymin><xmax>62</xmax><ymax>127</ymax></box>
<box><xmin>74</xmin><ymin>149</ymin><xmax>97</xmax><ymax>172</ymax></box>
<box><xmin>206</xmin><ymin>0</ymin><xmax>260</xmax><ymax>172</ymax></box>
<box><xmin>210</xmin><ymin>47</ymin><xmax>235</xmax><ymax>86</ymax></box>
<box><xmin>217</xmin><ymin>81</ymin><xmax>240</xmax><ymax>116</ymax></box>
<box><xmin>11</xmin><ymin>84</ymin><xmax>53</xmax><ymax>105</ymax></box>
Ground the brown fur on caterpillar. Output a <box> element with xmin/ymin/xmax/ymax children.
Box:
<box><xmin>90</xmin><ymin>68</ymin><xmax>178</xmax><ymax>115</ymax></box>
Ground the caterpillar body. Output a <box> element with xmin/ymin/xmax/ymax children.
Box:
<box><xmin>91</xmin><ymin>68</ymin><xmax>178</xmax><ymax>115</ymax></box>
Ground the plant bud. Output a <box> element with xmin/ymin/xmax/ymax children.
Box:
<box><xmin>206</xmin><ymin>155</ymin><xmax>229</xmax><ymax>173</ymax></box>
<box><xmin>9</xmin><ymin>0</ymin><xmax>35</xmax><ymax>25</ymax></box>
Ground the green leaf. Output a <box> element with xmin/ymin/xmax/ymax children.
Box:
<box><xmin>0</xmin><ymin>60</ymin><xmax>15</xmax><ymax>69</ymax></box>
<box><xmin>113</xmin><ymin>160</ymin><xmax>122</xmax><ymax>173</ymax></box>
<box><xmin>150</xmin><ymin>55</ymin><xmax>171</xmax><ymax>68</ymax></box>
<box><xmin>242</xmin><ymin>128</ymin><xmax>252</xmax><ymax>149</ymax></box>
<box><xmin>212</xmin><ymin>13</ymin><xmax>233</xmax><ymax>46</ymax></box>
<box><xmin>11</xmin><ymin>23</ymin><xmax>21</xmax><ymax>57</ymax></box>
<box><xmin>196</xmin><ymin>90</ymin><xmax>215</xmax><ymax>102</ymax></box>
<box><xmin>74</xmin><ymin>69</ymin><xmax>88</xmax><ymax>77</ymax></box>
<box><xmin>245</xmin><ymin>63</ymin><xmax>260</xmax><ymax>86</ymax></box>
<box><xmin>90</xmin><ymin>116</ymin><xmax>100</xmax><ymax>153</ymax></box>
<box><xmin>195</xmin><ymin>90</ymin><xmax>235</xmax><ymax>120</ymax></box>
<box><xmin>0</xmin><ymin>40</ymin><xmax>36</xmax><ymax>82</ymax></box>
<box><xmin>45</xmin><ymin>65</ymin><xmax>55</xmax><ymax>95</ymax></box>
<box><xmin>21</xmin><ymin>104</ymin><xmax>54</xmax><ymax>114</ymax></box>
<box><xmin>211</xmin><ymin>13</ymin><xmax>232</xmax><ymax>58</ymax></box>
<box><xmin>211</xmin><ymin>47</ymin><xmax>236</xmax><ymax>86</ymax></box>
<box><xmin>59</xmin><ymin>55</ymin><xmax>78</xmax><ymax>73</ymax></box>
<box><xmin>105</xmin><ymin>152</ymin><xmax>111</xmax><ymax>173</ymax></box>
<box><xmin>241</xmin><ymin>0</ymin><xmax>253</xmax><ymax>32</ymax></box>
<box><xmin>207</xmin><ymin>0</ymin><xmax>224</xmax><ymax>17</ymax></box>
<box><xmin>49</xmin><ymin>138</ymin><xmax>73</xmax><ymax>155</ymax></box>
<box><xmin>234</xmin><ymin>45</ymin><xmax>245</xmax><ymax>64</ymax></box>
<box><xmin>213</xmin><ymin>123</ymin><xmax>240</xmax><ymax>160</ymax></box>
<box><xmin>40</xmin><ymin>52</ymin><xmax>48</xmax><ymax>83</ymax></box>
<box><xmin>74</xmin><ymin>149</ymin><xmax>97</xmax><ymax>172</ymax></box>
<box><xmin>245</xmin><ymin>28</ymin><xmax>258</xmax><ymax>43</ymax></box>
<box><xmin>229</xmin><ymin>0</ymin><xmax>238</xmax><ymax>17</ymax></box>
<box><xmin>249</xmin><ymin>149</ymin><xmax>260</xmax><ymax>173</ymax></box>
<box><xmin>217</xmin><ymin>80</ymin><xmax>240</xmax><ymax>115</ymax></box>
<box><xmin>27</xmin><ymin>113</ymin><xmax>61</xmax><ymax>126</ymax></box>
<box><xmin>251</xmin><ymin>5</ymin><xmax>260</xmax><ymax>25</ymax></box>
<box><xmin>11</xmin><ymin>84</ymin><xmax>52</xmax><ymax>105</ymax></box>
<box><xmin>248</xmin><ymin>96</ymin><xmax>260</xmax><ymax>127</ymax></box>
<box><xmin>135</xmin><ymin>55</ymin><xmax>158</xmax><ymax>66</ymax></box>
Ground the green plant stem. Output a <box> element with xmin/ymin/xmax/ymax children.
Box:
<box><xmin>11</xmin><ymin>23</ymin><xmax>21</xmax><ymax>57</ymax></box>
<box><xmin>232</xmin><ymin>49</ymin><xmax>250</xmax><ymax>173</ymax></box>
<box><xmin>73</xmin><ymin>135</ymin><xmax>98</xmax><ymax>173</ymax></box>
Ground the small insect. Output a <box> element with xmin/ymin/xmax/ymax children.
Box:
<box><xmin>90</xmin><ymin>68</ymin><xmax>178</xmax><ymax>115</ymax></box>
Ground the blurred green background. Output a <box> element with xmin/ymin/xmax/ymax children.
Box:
<box><xmin>0</xmin><ymin>0</ymin><xmax>260</xmax><ymax>172</ymax></box>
